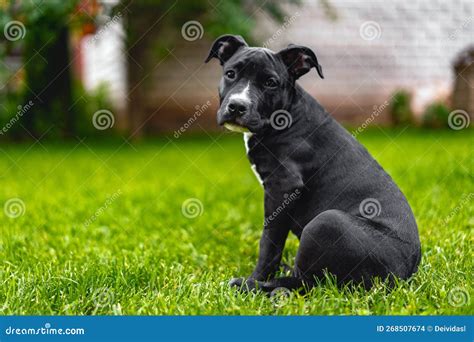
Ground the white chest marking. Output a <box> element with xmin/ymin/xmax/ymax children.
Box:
<box><xmin>250</xmin><ymin>164</ymin><xmax>263</xmax><ymax>186</ymax></box>
<box><xmin>229</xmin><ymin>82</ymin><xmax>251</xmax><ymax>104</ymax></box>
<box><xmin>244</xmin><ymin>133</ymin><xmax>263</xmax><ymax>186</ymax></box>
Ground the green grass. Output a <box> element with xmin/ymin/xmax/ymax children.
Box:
<box><xmin>0</xmin><ymin>128</ymin><xmax>472</xmax><ymax>315</ymax></box>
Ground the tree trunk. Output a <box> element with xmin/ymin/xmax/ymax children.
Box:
<box><xmin>126</xmin><ymin>3</ymin><xmax>165</xmax><ymax>139</ymax></box>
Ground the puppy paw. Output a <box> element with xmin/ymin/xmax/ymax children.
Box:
<box><xmin>228</xmin><ymin>277</ymin><xmax>261</xmax><ymax>292</ymax></box>
<box><xmin>228</xmin><ymin>277</ymin><xmax>245</xmax><ymax>288</ymax></box>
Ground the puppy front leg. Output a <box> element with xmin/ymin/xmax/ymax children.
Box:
<box><xmin>230</xmin><ymin>175</ymin><xmax>302</xmax><ymax>291</ymax></box>
<box><xmin>250</xmin><ymin>194</ymin><xmax>292</xmax><ymax>280</ymax></box>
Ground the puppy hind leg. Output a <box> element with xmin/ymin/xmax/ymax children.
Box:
<box><xmin>295</xmin><ymin>209</ymin><xmax>406</xmax><ymax>287</ymax></box>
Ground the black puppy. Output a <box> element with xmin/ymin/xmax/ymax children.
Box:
<box><xmin>205</xmin><ymin>35</ymin><xmax>421</xmax><ymax>292</ymax></box>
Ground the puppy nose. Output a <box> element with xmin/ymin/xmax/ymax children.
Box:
<box><xmin>227</xmin><ymin>100</ymin><xmax>248</xmax><ymax>116</ymax></box>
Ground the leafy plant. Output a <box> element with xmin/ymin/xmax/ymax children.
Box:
<box><xmin>422</xmin><ymin>102</ymin><xmax>451</xmax><ymax>128</ymax></box>
<box><xmin>72</xmin><ymin>81</ymin><xmax>117</xmax><ymax>138</ymax></box>
<box><xmin>1</xmin><ymin>0</ymin><xmax>299</xmax><ymax>140</ymax></box>
<box><xmin>389</xmin><ymin>90</ymin><xmax>415</xmax><ymax>126</ymax></box>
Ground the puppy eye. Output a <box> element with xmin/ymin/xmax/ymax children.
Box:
<box><xmin>264</xmin><ymin>78</ymin><xmax>278</xmax><ymax>88</ymax></box>
<box><xmin>225</xmin><ymin>70</ymin><xmax>236</xmax><ymax>79</ymax></box>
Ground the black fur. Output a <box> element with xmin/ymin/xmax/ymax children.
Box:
<box><xmin>205</xmin><ymin>35</ymin><xmax>421</xmax><ymax>292</ymax></box>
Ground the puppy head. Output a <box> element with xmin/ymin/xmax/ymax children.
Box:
<box><xmin>205</xmin><ymin>35</ymin><xmax>323</xmax><ymax>134</ymax></box>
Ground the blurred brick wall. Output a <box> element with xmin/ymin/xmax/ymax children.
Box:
<box><xmin>134</xmin><ymin>0</ymin><xmax>473</xmax><ymax>133</ymax></box>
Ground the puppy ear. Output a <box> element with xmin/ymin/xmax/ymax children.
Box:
<box><xmin>278</xmin><ymin>44</ymin><xmax>324</xmax><ymax>79</ymax></box>
<box><xmin>204</xmin><ymin>34</ymin><xmax>248</xmax><ymax>65</ymax></box>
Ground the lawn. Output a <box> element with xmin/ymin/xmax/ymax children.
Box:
<box><xmin>0</xmin><ymin>128</ymin><xmax>472</xmax><ymax>315</ymax></box>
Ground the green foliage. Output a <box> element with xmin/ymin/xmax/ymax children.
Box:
<box><xmin>204</xmin><ymin>1</ymin><xmax>254</xmax><ymax>41</ymax></box>
<box><xmin>0</xmin><ymin>1</ymin><xmax>79</xmax><ymax>45</ymax></box>
<box><xmin>389</xmin><ymin>90</ymin><xmax>415</xmax><ymax>126</ymax></box>
<box><xmin>421</xmin><ymin>102</ymin><xmax>451</xmax><ymax>128</ymax></box>
<box><xmin>72</xmin><ymin>81</ymin><xmax>117</xmax><ymax>138</ymax></box>
<box><xmin>1</xmin><ymin>0</ymin><xmax>298</xmax><ymax>139</ymax></box>
<box><xmin>116</xmin><ymin>0</ymin><xmax>298</xmax><ymax>61</ymax></box>
<box><xmin>17</xmin><ymin>0</ymin><xmax>78</xmax><ymax>23</ymax></box>
<box><xmin>0</xmin><ymin>130</ymin><xmax>472</xmax><ymax>314</ymax></box>
<box><xmin>0</xmin><ymin>91</ymin><xmax>25</xmax><ymax>140</ymax></box>
<box><xmin>0</xmin><ymin>0</ymin><xmax>82</xmax><ymax>139</ymax></box>
<box><xmin>203</xmin><ymin>0</ymin><xmax>299</xmax><ymax>42</ymax></box>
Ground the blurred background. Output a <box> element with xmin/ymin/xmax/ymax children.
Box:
<box><xmin>0</xmin><ymin>0</ymin><xmax>472</xmax><ymax>140</ymax></box>
<box><xmin>0</xmin><ymin>1</ymin><xmax>472</xmax><ymax>316</ymax></box>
